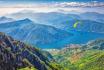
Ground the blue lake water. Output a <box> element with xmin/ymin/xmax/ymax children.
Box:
<box><xmin>38</xmin><ymin>30</ymin><xmax>104</xmax><ymax>49</ymax></box>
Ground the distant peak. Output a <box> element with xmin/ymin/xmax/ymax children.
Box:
<box><xmin>0</xmin><ymin>16</ymin><xmax>6</xmax><ymax>18</ymax></box>
<box><xmin>0</xmin><ymin>16</ymin><xmax>13</xmax><ymax>19</ymax></box>
<box><xmin>0</xmin><ymin>16</ymin><xmax>14</xmax><ymax>23</ymax></box>
<box><xmin>0</xmin><ymin>16</ymin><xmax>9</xmax><ymax>20</ymax></box>
<box><xmin>23</xmin><ymin>18</ymin><xmax>31</xmax><ymax>21</ymax></box>
<box><xmin>19</xmin><ymin>18</ymin><xmax>33</xmax><ymax>22</ymax></box>
<box><xmin>82</xmin><ymin>12</ymin><xmax>100</xmax><ymax>14</ymax></box>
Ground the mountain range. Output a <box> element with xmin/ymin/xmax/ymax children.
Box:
<box><xmin>0</xmin><ymin>18</ymin><xmax>73</xmax><ymax>48</ymax></box>
<box><xmin>7</xmin><ymin>11</ymin><xmax>104</xmax><ymax>33</ymax></box>
<box><xmin>7</xmin><ymin>11</ymin><xmax>104</xmax><ymax>23</ymax></box>
<box><xmin>79</xmin><ymin>12</ymin><xmax>104</xmax><ymax>23</ymax></box>
<box><xmin>0</xmin><ymin>11</ymin><xmax>103</xmax><ymax>48</ymax></box>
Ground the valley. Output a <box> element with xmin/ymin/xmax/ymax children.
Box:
<box><xmin>0</xmin><ymin>1</ymin><xmax>104</xmax><ymax>69</ymax></box>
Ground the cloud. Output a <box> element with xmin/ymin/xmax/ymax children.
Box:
<box><xmin>0</xmin><ymin>2</ymin><xmax>104</xmax><ymax>16</ymax></box>
<box><xmin>0</xmin><ymin>2</ymin><xmax>104</xmax><ymax>8</ymax></box>
<box><xmin>52</xmin><ymin>2</ymin><xmax>104</xmax><ymax>8</ymax></box>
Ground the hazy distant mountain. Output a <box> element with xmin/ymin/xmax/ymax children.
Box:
<box><xmin>79</xmin><ymin>12</ymin><xmax>104</xmax><ymax>23</ymax></box>
<box><xmin>7</xmin><ymin>11</ymin><xmax>104</xmax><ymax>33</ymax></box>
<box><xmin>7</xmin><ymin>11</ymin><xmax>104</xmax><ymax>24</ymax></box>
<box><xmin>7</xmin><ymin>11</ymin><xmax>80</xmax><ymax>25</ymax></box>
<box><xmin>57</xmin><ymin>20</ymin><xmax>104</xmax><ymax>33</ymax></box>
<box><xmin>0</xmin><ymin>16</ymin><xmax>14</xmax><ymax>23</ymax></box>
<box><xmin>0</xmin><ymin>19</ymin><xmax>73</xmax><ymax>48</ymax></box>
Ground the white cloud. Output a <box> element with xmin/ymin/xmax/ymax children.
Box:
<box><xmin>0</xmin><ymin>2</ymin><xmax>104</xmax><ymax>8</ymax></box>
<box><xmin>52</xmin><ymin>2</ymin><xmax>104</xmax><ymax>7</ymax></box>
<box><xmin>0</xmin><ymin>2</ymin><xmax>104</xmax><ymax>16</ymax></box>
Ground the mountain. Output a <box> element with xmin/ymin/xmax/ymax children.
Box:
<box><xmin>0</xmin><ymin>19</ymin><xmax>73</xmax><ymax>49</ymax></box>
<box><xmin>0</xmin><ymin>32</ymin><xmax>62</xmax><ymax>70</ymax></box>
<box><xmin>7</xmin><ymin>11</ymin><xmax>80</xmax><ymax>25</ymax></box>
<box><xmin>49</xmin><ymin>39</ymin><xmax>104</xmax><ymax>70</ymax></box>
<box><xmin>0</xmin><ymin>18</ymin><xmax>104</xmax><ymax>48</ymax></box>
<box><xmin>55</xmin><ymin>19</ymin><xmax>104</xmax><ymax>33</ymax></box>
<box><xmin>79</xmin><ymin>12</ymin><xmax>104</xmax><ymax>23</ymax></box>
<box><xmin>0</xmin><ymin>16</ymin><xmax>14</xmax><ymax>23</ymax></box>
<box><xmin>7</xmin><ymin>11</ymin><xmax>104</xmax><ymax>24</ymax></box>
<box><xmin>7</xmin><ymin>11</ymin><xmax>104</xmax><ymax>33</ymax></box>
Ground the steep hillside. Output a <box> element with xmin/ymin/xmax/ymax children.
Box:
<box><xmin>0</xmin><ymin>32</ymin><xmax>62</xmax><ymax>70</ymax></box>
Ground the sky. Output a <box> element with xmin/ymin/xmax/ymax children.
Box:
<box><xmin>0</xmin><ymin>0</ymin><xmax>104</xmax><ymax>5</ymax></box>
<box><xmin>0</xmin><ymin>0</ymin><xmax>104</xmax><ymax>16</ymax></box>
<box><xmin>0</xmin><ymin>0</ymin><xmax>104</xmax><ymax>2</ymax></box>
<box><xmin>0</xmin><ymin>0</ymin><xmax>104</xmax><ymax>8</ymax></box>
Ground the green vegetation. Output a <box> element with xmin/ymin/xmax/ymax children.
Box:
<box><xmin>18</xmin><ymin>67</ymin><xmax>37</xmax><ymax>70</ymax></box>
<box><xmin>75</xmin><ymin>50</ymin><xmax>104</xmax><ymax>70</ymax></box>
<box><xmin>53</xmin><ymin>50</ymin><xmax>104</xmax><ymax>70</ymax></box>
<box><xmin>51</xmin><ymin>39</ymin><xmax>104</xmax><ymax>70</ymax></box>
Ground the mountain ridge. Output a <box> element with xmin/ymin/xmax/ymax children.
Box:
<box><xmin>0</xmin><ymin>19</ymin><xmax>73</xmax><ymax>48</ymax></box>
<box><xmin>0</xmin><ymin>32</ymin><xmax>62</xmax><ymax>70</ymax></box>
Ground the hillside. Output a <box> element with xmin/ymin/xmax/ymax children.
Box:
<box><xmin>0</xmin><ymin>32</ymin><xmax>62</xmax><ymax>70</ymax></box>
<box><xmin>49</xmin><ymin>39</ymin><xmax>104</xmax><ymax>70</ymax></box>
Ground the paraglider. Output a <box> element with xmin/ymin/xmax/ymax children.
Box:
<box><xmin>73</xmin><ymin>20</ymin><xmax>82</xmax><ymax>28</ymax></box>
<box><xmin>67</xmin><ymin>15</ymin><xmax>83</xmax><ymax>28</ymax></box>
